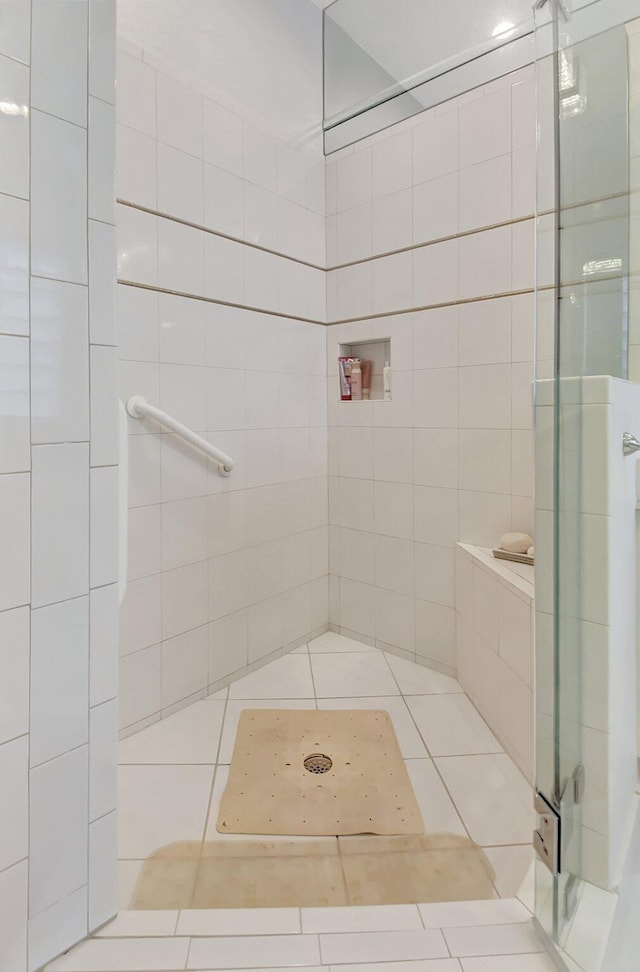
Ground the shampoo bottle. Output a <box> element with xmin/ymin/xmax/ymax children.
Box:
<box><xmin>383</xmin><ymin>361</ymin><xmax>391</xmax><ymax>400</ymax></box>
<box><xmin>361</xmin><ymin>360</ymin><xmax>372</xmax><ymax>399</ymax></box>
<box><xmin>350</xmin><ymin>359</ymin><xmax>363</xmax><ymax>400</ymax></box>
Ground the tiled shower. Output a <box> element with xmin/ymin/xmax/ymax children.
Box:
<box><xmin>2</xmin><ymin>1</ymin><xmax>640</xmax><ymax>970</ymax></box>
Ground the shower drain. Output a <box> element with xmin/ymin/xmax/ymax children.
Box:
<box><xmin>304</xmin><ymin>753</ymin><xmax>333</xmax><ymax>774</ymax></box>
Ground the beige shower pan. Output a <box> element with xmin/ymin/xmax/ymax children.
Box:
<box><xmin>217</xmin><ymin>708</ymin><xmax>425</xmax><ymax>836</ymax></box>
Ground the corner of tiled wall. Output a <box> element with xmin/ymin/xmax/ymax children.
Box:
<box><xmin>114</xmin><ymin>36</ymin><xmax>330</xmax><ymax>735</ymax></box>
<box><xmin>0</xmin><ymin>2</ymin><xmax>118</xmax><ymax>969</ymax></box>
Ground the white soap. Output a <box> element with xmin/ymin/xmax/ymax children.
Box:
<box><xmin>498</xmin><ymin>532</ymin><xmax>534</xmax><ymax>554</ymax></box>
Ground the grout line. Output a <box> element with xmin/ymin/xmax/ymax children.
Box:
<box><xmin>117</xmin><ymin>277</ymin><xmax>327</xmax><ymax>327</ymax></box>
<box><xmin>329</xmin><ymin>213</ymin><xmax>536</xmax><ymax>272</ymax></box>
<box><xmin>399</xmin><ymin>694</ymin><xmax>474</xmax><ymax>844</ymax></box>
<box><xmin>117</xmin><ymin>198</ymin><xmax>326</xmax><ymax>272</ymax></box>
<box><xmin>327</xmin><ymin>286</ymin><xmax>543</xmax><ymax>326</ymax></box>
<box><xmin>307</xmin><ymin>643</ymin><xmax>320</xmax><ymax>711</ymax></box>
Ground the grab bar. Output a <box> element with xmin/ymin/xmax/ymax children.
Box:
<box><xmin>126</xmin><ymin>395</ymin><xmax>235</xmax><ymax>476</ymax></box>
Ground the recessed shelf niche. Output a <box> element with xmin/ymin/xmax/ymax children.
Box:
<box><xmin>338</xmin><ymin>338</ymin><xmax>391</xmax><ymax>402</ymax></box>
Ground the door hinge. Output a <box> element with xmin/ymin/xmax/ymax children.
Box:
<box><xmin>572</xmin><ymin>764</ymin><xmax>585</xmax><ymax>805</ymax></box>
<box><xmin>534</xmin><ymin>790</ymin><xmax>561</xmax><ymax>876</ymax></box>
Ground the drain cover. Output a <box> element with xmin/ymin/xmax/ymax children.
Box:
<box><xmin>304</xmin><ymin>753</ymin><xmax>333</xmax><ymax>774</ymax></box>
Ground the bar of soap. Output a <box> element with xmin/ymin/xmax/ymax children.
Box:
<box><xmin>498</xmin><ymin>532</ymin><xmax>534</xmax><ymax>554</ymax></box>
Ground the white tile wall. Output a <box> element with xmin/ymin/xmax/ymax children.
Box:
<box><xmin>327</xmin><ymin>68</ymin><xmax>536</xmax><ymax>667</ymax></box>
<box><xmin>115</xmin><ymin>40</ymin><xmax>328</xmax><ymax>731</ymax></box>
<box><xmin>0</xmin><ymin>53</ymin><xmax>30</xmax><ymax>199</ymax></box>
<box><xmin>456</xmin><ymin>544</ymin><xmax>534</xmax><ymax>781</ymax></box>
<box><xmin>0</xmin><ymin>3</ymin><xmax>119</xmax><ymax>969</ymax></box>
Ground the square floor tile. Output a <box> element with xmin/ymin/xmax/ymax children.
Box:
<box><xmin>460</xmin><ymin>956</ymin><xmax>557</xmax><ymax>971</ymax></box>
<box><xmin>301</xmin><ymin>903</ymin><xmax>423</xmax><ymax>933</ymax></box>
<box><xmin>317</xmin><ymin>697</ymin><xmax>427</xmax><ymax>758</ymax></box>
<box><xmin>228</xmin><ymin>655</ymin><xmax>315</xmax><ymax>699</ymax></box>
<box><xmin>407</xmin><ymin>695</ymin><xmax>502</xmax><ymax>757</ymax></box>
<box><xmin>44</xmin><ymin>936</ymin><xmax>190</xmax><ymax>971</ymax></box>
<box><xmin>95</xmin><ymin>911</ymin><xmax>179</xmax><ymax>937</ymax></box>
<box><xmin>385</xmin><ymin>653</ymin><xmax>463</xmax><ymax>695</ymax></box>
<box><xmin>186</xmin><ymin>934</ymin><xmax>321</xmax><ymax>970</ymax></box>
<box><xmin>444</xmin><ymin>920</ymin><xmax>541</xmax><ymax>956</ymax></box>
<box><xmin>118</xmin><ymin>764</ymin><xmax>214</xmax><ymax>859</ymax></box>
<box><xmin>435</xmin><ymin>755</ymin><xmax>533</xmax><ymax>846</ymax></box>
<box><xmin>330</xmin><ymin>962</ymin><xmax>461</xmax><ymax>972</ymax></box>
<box><xmin>404</xmin><ymin>759</ymin><xmax>467</xmax><ymax>837</ymax></box>
<box><xmin>311</xmin><ymin>651</ymin><xmax>399</xmax><ymax>698</ymax></box>
<box><xmin>319</xmin><ymin>928</ymin><xmax>449</xmax><ymax>965</ymax></box>
<box><xmin>176</xmin><ymin>907</ymin><xmax>300</xmax><ymax>936</ymax></box>
<box><xmin>218</xmin><ymin>699</ymin><xmax>315</xmax><ymax>764</ymax></box>
<box><xmin>119</xmin><ymin>701</ymin><xmax>225</xmax><ymax>764</ymax></box>
<box><xmin>419</xmin><ymin>899</ymin><xmax>530</xmax><ymax>928</ymax></box>
<box><xmin>309</xmin><ymin>631</ymin><xmax>376</xmax><ymax>652</ymax></box>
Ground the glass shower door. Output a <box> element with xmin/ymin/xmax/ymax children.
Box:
<box><xmin>533</xmin><ymin>0</ymin><xmax>633</xmax><ymax>966</ymax></box>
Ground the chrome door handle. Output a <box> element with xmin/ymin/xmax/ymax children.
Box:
<box><xmin>623</xmin><ymin>432</ymin><xmax>640</xmax><ymax>456</ymax></box>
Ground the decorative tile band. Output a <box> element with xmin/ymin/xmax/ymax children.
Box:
<box><xmin>116</xmin><ymin>278</ymin><xmax>327</xmax><ymax>326</ymax></box>
<box><xmin>116</xmin><ymin>198</ymin><xmax>326</xmax><ymax>272</ymax></box>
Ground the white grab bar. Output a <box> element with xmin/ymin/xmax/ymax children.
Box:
<box><xmin>126</xmin><ymin>395</ymin><xmax>235</xmax><ymax>476</ymax></box>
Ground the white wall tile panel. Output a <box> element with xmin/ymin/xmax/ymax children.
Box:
<box><xmin>88</xmin><ymin>1</ymin><xmax>116</xmax><ymax>104</ymax></box>
<box><xmin>116</xmin><ymin>49</ymin><xmax>156</xmax><ymax>137</ymax></box>
<box><xmin>0</xmin><ymin>333</ymin><xmax>29</xmax><ymax>472</ymax></box>
<box><xmin>27</xmin><ymin>886</ymin><xmax>87</xmax><ymax>972</ymax></box>
<box><xmin>0</xmin><ymin>55</ymin><xmax>30</xmax><ymax>199</ymax></box>
<box><xmin>88</xmin><ymin>221</ymin><xmax>116</xmax><ymax>345</ymax></box>
<box><xmin>88</xmin><ymin>98</ymin><xmax>116</xmax><ymax>224</ymax></box>
<box><xmin>89</xmin><ymin>701</ymin><xmax>118</xmax><ymax>822</ymax></box>
<box><xmin>0</xmin><ymin>192</ymin><xmax>29</xmax><ymax>336</ymax></box>
<box><xmin>0</xmin><ymin>606</ymin><xmax>29</xmax><ymax>745</ymax></box>
<box><xmin>0</xmin><ymin>859</ymin><xmax>28</xmax><ymax>972</ymax></box>
<box><xmin>0</xmin><ymin>472</ymin><xmax>30</xmax><ymax>611</ymax></box>
<box><xmin>31</xmin><ymin>444</ymin><xmax>89</xmax><ymax>608</ymax></box>
<box><xmin>30</xmin><ymin>110</ymin><xmax>87</xmax><ymax>284</ymax></box>
<box><xmin>30</xmin><ymin>278</ymin><xmax>89</xmax><ymax>444</ymax></box>
<box><xmin>0</xmin><ymin>1</ymin><xmax>30</xmax><ymax>63</ymax></box>
<box><xmin>90</xmin><ymin>466</ymin><xmax>119</xmax><ymax>588</ymax></box>
<box><xmin>157</xmin><ymin>72</ymin><xmax>202</xmax><ymax>158</ymax></box>
<box><xmin>0</xmin><ymin>735</ymin><xmax>28</xmax><ymax>872</ymax></box>
<box><xmin>88</xmin><ymin>811</ymin><xmax>117</xmax><ymax>931</ymax></box>
<box><xmin>1</xmin><ymin>5</ymin><xmax>118</xmax><ymax>968</ymax></box>
<box><xmin>30</xmin><ymin>597</ymin><xmax>89</xmax><ymax>767</ymax></box>
<box><xmin>29</xmin><ymin>746</ymin><xmax>89</xmax><ymax>916</ymax></box>
<box><xmin>31</xmin><ymin>0</ymin><xmax>87</xmax><ymax>126</ymax></box>
<box><xmin>89</xmin><ymin>584</ymin><xmax>119</xmax><ymax>707</ymax></box>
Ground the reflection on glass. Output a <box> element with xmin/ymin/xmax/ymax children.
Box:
<box><xmin>324</xmin><ymin>0</ymin><xmax>535</xmax><ymax>149</ymax></box>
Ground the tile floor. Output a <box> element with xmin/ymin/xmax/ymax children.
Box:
<box><xmin>118</xmin><ymin>632</ymin><xmax>535</xmax><ymax>911</ymax></box>
<box><xmin>43</xmin><ymin>900</ymin><xmax>559</xmax><ymax>971</ymax></box>
<box><xmin>45</xmin><ymin>633</ymin><xmax>551</xmax><ymax>971</ymax></box>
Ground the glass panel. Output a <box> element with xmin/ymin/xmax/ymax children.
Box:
<box><xmin>534</xmin><ymin>1</ymin><xmax>632</xmax><ymax>966</ymax></box>
<box><xmin>323</xmin><ymin>0</ymin><xmax>535</xmax><ymax>151</ymax></box>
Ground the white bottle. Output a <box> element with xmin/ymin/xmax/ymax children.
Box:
<box><xmin>383</xmin><ymin>361</ymin><xmax>391</xmax><ymax>401</ymax></box>
<box><xmin>350</xmin><ymin>360</ymin><xmax>363</xmax><ymax>401</ymax></box>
